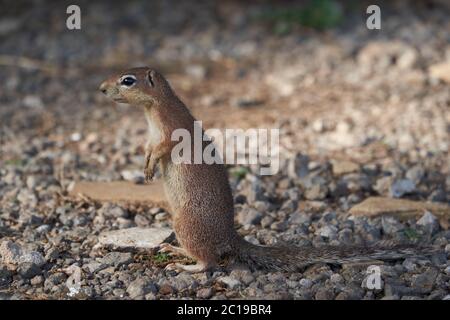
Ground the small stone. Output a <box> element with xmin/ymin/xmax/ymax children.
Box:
<box><xmin>0</xmin><ymin>266</ymin><xmax>13</xmax><ymax>287</ymax></box>
<box><xmin>260</xmin><ymin>216</ymin><xmax>274</xmax><ymax>228</ymax></box>
<box><xmin>0</xmin><ymin>241</ymin><xmax>22</xmax><ymax>265</ymax></box>
<box><xmin>416</xmin><ymin>211</ymin><xmax>439</xmax><ymax>234</ymax></box>
<box><xmin>44</xmin><ymin>273</ymin><xmax>67</xmax><ymax>290</ymax></box>
<box><xmin>287</xmin><ymin>153</ymin><xmax>309</xmax><ymax>179</ymax></box>
<box><xmin>101</xmin><ymin>204</ymin><xmax>128</xmax><ymax>218</ymax></box>
<box><xmin>299</xmin><ymin>278</ymin><xmax>313</xmax><ymax>288</ymax></box>
<box><xmin>134</xmin><ymin>214</ymin><xmax>150</xmax><ymax>227</ymax></box>
<box><xmin>271</xmin><ymin>220</ymin><xmax>288</xmax><ymax>232</ymax></box>
<box><xmin>120</xmin><ymin>170</ymin><xmax>145</xmax><ymax>184</ymax></box>
<box><xmin>304</xmin><ymin>183</ymin><xmax>328</xmax><ymax>201</ymax></box>
<box><xmin>18</xmin><ymin>262</ymin><xmax>41</xmax><ymax>279</ymax></box>
<box><xmin>116</xmin><ymin>217</ymin><xmax>134</xmax><ymax>229</ymax></box>
<box><xmin>45</xmin><ymin>248</ymin><xmax>59</xmax><ymax>262</ymax></box>
<box><xmin>444</xmin><ymin>266</ymin><xmax>450</xmax><ymax>275</ymax></box>
<box><xmin>247</xmin><ymin>177</ymin><xmax>266</xmax><ymax>203</ymax></box>
<box><xmin>20</xmin><ymin>251</ymin><xmax>45</xmax><ymax>267</ymax></box>
<box><xmin>330</xmin><ymin>273</ymin><xmax>344</xmax><ymax>284</ymax></box>
<box><xmin>237</xmin><ymin>207</ymin><xmax>263</xmax><ymax>226</ymax></box>
<box><xmin>402</xmin><ymin>259</ymin><xmax>417</xmax><ymax>272</ymax></box>
<box><xmin>381</xmin><ymin>216</ymin><xmax>404</xmax><ymax>235</ymax></box>
<box><xmin>196</xmin><ymin>287</ymin><xmax>214</xmax><ymax>299</ymax></box>
<box><xmin>406</xmin><ymin>165</ymin><xmax>425</xmax><ymax>184</ymax></box>
<box><xmin>315</xmin><ymin>288</ymin><xmax>335</xmax><ymax>300</ymax></box>
<box><xmin>36</xmin><ymin>225</ymin><xmax>51</xmax><ymax>234</ymax></box>
<box><xmin>316</xmin><ymin>225</ymin><xmax>338</xmax><ymax>239</ymax></box>
<box><xmin>374</xmin><ymin>176</ymin><xmax>393</xmax><ymax>196</ymax></box>
<box><xmin>113</xmin><ymin>289</ymin><xmax>126</xmax><ymax>297</ymax></box>
<box><xmin>83</xmin><ymin>262</ymin><xmax>107</xmax><ymax>273</ymax></box>
<box><xmin>26</xmin><ymin>175</ymin><xmax>37</xmax><ymax>189</ymax></box>
<box><xmin>171</xmin><ymin>273</ymin><xmax>195</xmax><ymax>292</ymax></box>
<box><xmin>218</xmin><ymin>276</ymin><xmax>241</xmax><ymax>290</ymax></box>
<box><xmin>100</xmin><ymin>252</ymin><xmax>132</xmax><ymax>267</ymax></box>
<box><xmin>390</xmin><ymin>179</ymin><xmax>416</xmax><ymax>198</ymax></box>
<box><xmin>428</xmin><ymin>189</ymin><xmax>447</xmax><ymax>203</ymax></box>
<box><xmin>159</xmin><ymin>283</ymin><xmax>175</xmax><ymax>295</ymax></box>
<box><xmin>30</xmin><ymin>275</ymin><xmax>44</xmax><ymax>286</ymax></box>
<box><xmin>331</xmin><ymin>160</ymin><xmax>359</xmax><ymax>176</ymax></box>
<box><xmin>145</xmin><ymin>293</ymin><xmax>157</xmax><ymax>300</ymax></box>
<box><xmin>411</xmin><ymin>268</ymin><xmax>438</xmax><ymax>293</ymax></box>
<box><xmin>127</xmin><ymin>277</ymin><xmax>157</xmax><ymax>299</ymax></box>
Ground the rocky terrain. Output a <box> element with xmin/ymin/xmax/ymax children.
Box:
<box><xmin>0</xmin><ymin>0</ymin><xmax>449</xmax><ymax>300</ymax></box>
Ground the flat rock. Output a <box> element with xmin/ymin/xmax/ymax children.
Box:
<box><xmin>98</xmin><ymin>227</ymin><xmax>173</xmax><ymax>249</ymax></box>
<box><xmin>349</xmin><ymin>197</ymin><xmax>450</xmax><ymax>220</ymax></box>
<box><xmin>331</xmin><ymin>160</ymin><xmax>360</xmax><ymax>176</ymax></box>
<box><xmin>68</xmin><ymin>181</ymin><xmax>168</xmax><ymax>208</ymax></box>
<box><xmin>429</xmin><ymin>62</ymin><xmax>450</xmax><ymax>84</ymax></box>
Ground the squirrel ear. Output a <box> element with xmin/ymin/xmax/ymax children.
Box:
<box><xmin>147</xmin><ymin>70</ymin><xmax>155</xmax><ymax>87</ymax></box>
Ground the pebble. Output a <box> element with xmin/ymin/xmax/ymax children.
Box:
<box><xmin>17</xmin><ymin>262</ymin><xmax>41</xmax><ymax>279</ymax></box>
<box><xmin>99</xmin><ymin>252</ymin><xmax>132</xmax><ymax>268</ymax></box>
<box><xmin>299</xmin><ymin>278</ymin><xmax>313</xmax><ymax>289</ymax></box>
<box><xmin>126</xmin><ymin>277</ymin><xmax>157</xmax><ymax>299</ymax></box>
<box><xmin>236</xmin><ymin>207</ymin><xmax>263</xmax><ymax>226</ymax></box>
<box><xmin>0</xmin><ymin>241</ymin><xmax>22</xmax><ymax>265</ymax></box>
<box><xmin>218</xmin><ymin>276</ymin><xmax>241</xmax><ymax>290</ymax></box>
<box><xmin>196</xmin><ymin>287</ymin><xmax>215</xmax><ymax>299</ymax></box>
<box><xmin>416</xmin><ymin>211</ymin><xmax>439</xmax><ymax>234</ymax></box>
<box><xmin>390</xmin><ymin>179</ymin><xmax>416</xmax><ymax>198</ymax></box>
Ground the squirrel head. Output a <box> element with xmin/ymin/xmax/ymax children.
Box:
<box><xmin>99</xmin><ymin>67</ymin><xmax>170</xmax><ymax>106</ymax></box>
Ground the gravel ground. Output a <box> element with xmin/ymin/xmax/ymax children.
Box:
<box><xmin>0</xmin><ymin>0</ymin><xmax>449</xmax><ymax>300</ymax></box>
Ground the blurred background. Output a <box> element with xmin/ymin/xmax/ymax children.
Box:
<box><xmin>0</xmin><ymin>0</ymin><xmax>449</xmax><ymax>300</ymax></box>
<box><xmin>1</xmin><ymin>0</ymin><xmax>449</xmax><ymax>178</ymax></box>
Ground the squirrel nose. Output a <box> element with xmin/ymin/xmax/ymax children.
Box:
<box><xmin>99</xmin><ymin>82</ymin><xmax>108</xmax><ymax>94</ymax></box>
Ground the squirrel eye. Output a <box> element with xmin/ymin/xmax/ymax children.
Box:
<box><xmin>120</xmin><ymin>76</ymin><xmax>136</xmax><ymax>87</ymax></box>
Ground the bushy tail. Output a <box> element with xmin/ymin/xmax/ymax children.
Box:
<box><xmin>235</xmin><ymin>239</ymin><xmax>439</xmax><ymax>272</ymax></box>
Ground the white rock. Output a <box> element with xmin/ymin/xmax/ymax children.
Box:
<box><xmin>98</xmin><ymin>227</ymin><xmax>173</xmax><ymax>249</ymax></box>
<box><xmin>218</xmin><ymin>276</ymin><xmax>241</xmax><ymax>290</ymax></box>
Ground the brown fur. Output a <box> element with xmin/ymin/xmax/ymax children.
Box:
<box><xmin>100</xmin><ymin>67</ymin><xmax>437</xmax><ymax>273</ymax></box>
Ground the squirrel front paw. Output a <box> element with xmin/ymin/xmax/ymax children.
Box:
<box><xmin>144</xmin><ymin>166</ymin><xmax>154</xmax><ymax>183</ymax></box>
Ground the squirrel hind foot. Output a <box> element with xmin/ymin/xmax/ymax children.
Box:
<box><xmin>159</xmin><ymin>243</ymin><xmax>188</xmax><ymax>256</ymax></box>
<box><xmin>165</xmin><ymin>262</ymin><xmax>216</xmax><ymax>273</ymax></box>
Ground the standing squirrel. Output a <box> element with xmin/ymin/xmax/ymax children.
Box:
<box><xmin>100</xmin><ymin>67</ymin><xmax>433</xmax><ymax>273</ymax></box>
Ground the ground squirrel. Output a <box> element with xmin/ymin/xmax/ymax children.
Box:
<box><xmin>99</xmin><ymin>67</ymin><xmax>435</xmax><ymax>273</ymax></box>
